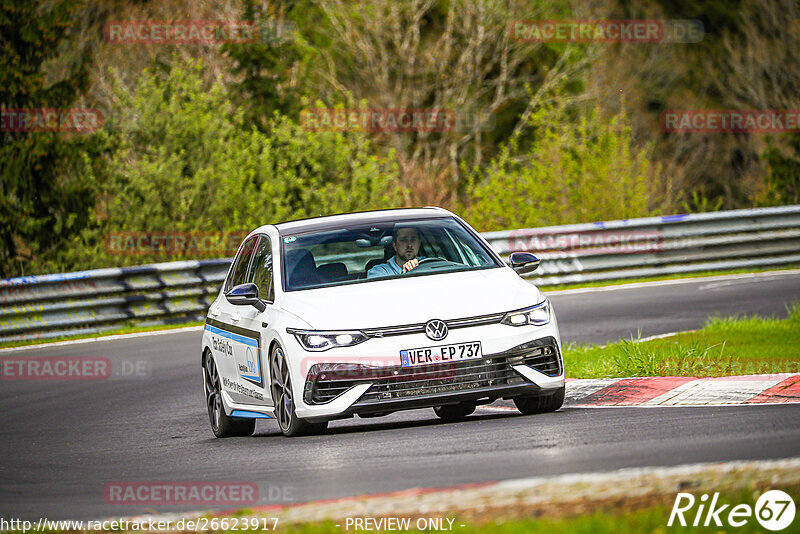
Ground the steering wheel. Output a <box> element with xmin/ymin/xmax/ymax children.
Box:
<box><xmin>417</xmin><ymin>257</ymin><xmax>448</xmax><ymax>265</ymax></box>
<box><xmin>400</xmin><ymin>256</ymin><xmax>449</xmax><ymax>274</ymax></box>
<box><xmin>406</xmin><ymin>257</ymin><xmax>457</xmax><ymax>273</ymax></box>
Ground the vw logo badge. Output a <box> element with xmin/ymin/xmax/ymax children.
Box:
<box><xmin>425</xmin><ymin>319</ymin><xmax>448</xmax><ymax>341</ymax></box>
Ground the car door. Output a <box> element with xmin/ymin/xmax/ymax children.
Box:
<box><xmin>207</xmin><ymin>235</ymin><xmax>259</xmax><ymax>405</ymax></box>
<box><xmin>231</xmin><ymin>234</ymin><xmax>277</xmax><ymax>408</ymax></box>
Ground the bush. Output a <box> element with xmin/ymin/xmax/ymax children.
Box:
<box><xmin>43</xmin><ymin>61</ymin><xmax>402</xmax><ymax>272</ymax></box>
<box><xmin>758</xmin><ymin>133</ymin><xmax>800</xmax><ymax>206</ymax></box>
<box><xmin>465</xmin><ymin>103</ymin><xmax>657</xmax><ymax>232</ymax></box>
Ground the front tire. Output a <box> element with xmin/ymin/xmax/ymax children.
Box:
<box><xmin>514</xmin><ymin>385</ymin><xmax>565</xmax><ymax>415</ymax></box>
<box><xmin>203</xmin><ymin>351</ymin><xmax>256</xmax><ymax>438</ymax></box>
<box><xmin>270</xmin><ymin>344</ymin><xmax>328</xmax><ymax>437</ymax></box>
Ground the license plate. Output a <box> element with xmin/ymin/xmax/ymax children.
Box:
<box><xmin>400</xmin><ymin>341</ymin><xmax>482</xmax><ymax>368</ymax></box>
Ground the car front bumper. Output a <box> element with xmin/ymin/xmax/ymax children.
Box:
<box><xmin>290</xmin><ymin>319</ymin><xmax>566</xmax><ymax>421</ymax></box>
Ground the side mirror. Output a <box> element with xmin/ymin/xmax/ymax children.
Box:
<box><xmin>509</xmin><ymin>252</ymin><xmax>540</xmax><ymax>275</ymax></box>
<box><xmin>225</xmin><ymin>283</ymin><xmax>266</xmax><ymax>312</ymax></box>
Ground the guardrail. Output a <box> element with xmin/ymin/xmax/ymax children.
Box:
<box><xmin>2</xmin><ymin>205</ymin><xmax>799</xmax><ymax>343</ymax></box>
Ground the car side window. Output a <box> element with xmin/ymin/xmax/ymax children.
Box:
<box><xmin>225</xmin><ymin>235</ymin><xmax>258</xmax><ymax>292</ymax></box>
<box><xmin>248</xmin><ymin>235</ymin><xmax>274</xmax><ymax>302</ymax></box>
<box><xmin>419</xmin><ymin>227</ymin><xmax>452</xmax><ymax>261</ymax></box>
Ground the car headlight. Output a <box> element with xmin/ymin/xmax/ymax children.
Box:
<box><xmin>501</xmin><ymin>300</ymin><xmax>551</xmax><ymax>326</ymax></box>
<box><xmin>287</xmin><ymin>329</ymin><xmax>369</xmax><ymax>352</ymax></box>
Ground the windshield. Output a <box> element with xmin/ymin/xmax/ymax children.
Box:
<box><xmin>280</xmin><ymin>217</ymin><xmax>501</xmax><ymax>291</ymax></box>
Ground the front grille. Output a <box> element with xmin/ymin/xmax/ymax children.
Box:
<box><xmin>303</xmin><ymin>336</ymin><xmax>561</xmax><ymax>405</ymax></box>
<box><xmin>360</xmin><ymin>312</ymin><xmax>505</xmax><ymax>338</ymax></box>
<box><xmin>360</xmin><ymin>358</ymin><xmax>517</xmax><ymax>403</ymax></box>
<box><xmin>502</xmin><ymin>337</ymin><xmax>562</xmax><ymax>377</ymax></box>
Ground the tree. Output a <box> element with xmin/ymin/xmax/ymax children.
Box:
<box><xmin>712</xmin><ymin>0</ymin><xmax>800</xmax><ymax>206</ymax></box>
<box><xmin>592</xmin><ymin>0</ymin><xmax>800</xmax><ymax>210</ymax></box>
<box><xmin>309</xmin><ymin>0</ymin><xmax>589</xmax><ymax>206</ymax></box>
<box><xmin>466</xmin><ymin>102</ymin><xmax>656</xmax><ymax>231</ymax></box>
<box><xmin>0</xmin><ymin>0</ymin><xmax>101</xmax><ymax>277</ymax></box>
<box><xmin>223</xmin><ymin>0</ymin><xmax>310</xmax><ymax>128</ymax></box>
<box><xmin>762</xmin><ymin>134</ymin><xmax>800</xmax><ymax>205</ymax></box>
<box><xmin>69</xmin><ymin>61</ymin><xmax>402</xmax><ymax>269</ymax></box>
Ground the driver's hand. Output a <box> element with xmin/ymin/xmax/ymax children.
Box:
<box><xmin>402</xmin><ymin>258</ymin><xmax>419</xmax><ymax>273</ymax></box>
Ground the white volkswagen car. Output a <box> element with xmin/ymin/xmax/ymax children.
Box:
<box><xmin>201</xmin><ymin>208</ymin><xmax>565</xmax><ymax>437</ymax></box>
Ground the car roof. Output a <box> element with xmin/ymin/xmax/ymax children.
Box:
<box><xmin>269</xmin><ymin>207</ymin><xmax>454</xmax><ymax>236</ymax></box>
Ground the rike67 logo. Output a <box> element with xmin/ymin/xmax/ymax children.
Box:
<box><xmin>669</xmin><ymin>490</ymin><xmax>796</xmax><ymax>531</ymax></box>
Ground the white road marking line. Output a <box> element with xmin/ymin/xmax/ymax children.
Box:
<box><xmin>698</xmin><ymin>281</ymin><xmax>737</xmax><ymax>290</ymax></box>
<box><xmin>594</xmin><ymin>330</ymin><xmax>695</xmax><ymax>348</ymax></box>
<box><xmin>0</xmin><ymin>325</ymin><xmax>204</xmax><ymax>353</ymax></box>
<box><xmin>477</xmin><ymin>405</ymin><xmax>518</xmax><ymax>412</ymax></box>
<box><xmin>635</xmin><ymin>330</ymin><xmax>695</xmax><ymax>342</ymax></box>
<box><xmin>545</xmin><ymin>269</ymin><xmax>800</xmax><ymax>295</ymax></box>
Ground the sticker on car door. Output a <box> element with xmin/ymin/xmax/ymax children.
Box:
<box><xmin>205</xmin><ymin>322</ymin><xmax>263</xmax><ymax>388</ymax></box>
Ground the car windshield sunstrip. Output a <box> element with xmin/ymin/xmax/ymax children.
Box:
<box><xmin>279</xmin><ymin>217</ymin><xmax>502</xmax><ymax>291</ymax></box>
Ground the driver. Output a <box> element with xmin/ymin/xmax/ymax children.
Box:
<box><xmin>367</xmin><ymin>226</ymin><xmax>422</xmax><ymax>278</ymax></box>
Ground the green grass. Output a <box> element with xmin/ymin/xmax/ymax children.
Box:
<box><xmin>5</xmin><ymin>485</ymin><xmax>794</xmax><ymax>534</ymax></box>
<box><xmin>227</xmin><ymin>484</ymin><xmax>800</xmax><ymax>534</ymax></box>
<box><xmin>0</xmin><ymin>320</ymin><xmax>203</xmax><ymax>350</ymax></box>
<box><xmin>275</xmin><ymin>512</ymin><xmax>671</xmax><ymax>534</ymax></box>
<box><xmin>2</xmin><ymin>475</ymin><xmax>796</xmax><ymax>534</ymax></box>
<box><xmin>565</xmin><ymin>303</ymin><xmax>800</xmax><ymax>378</ymax></box>
<box><xmin>540</xmin><ymin>265</ymin><xmax>800</xmax><ymax>291</ymax></box>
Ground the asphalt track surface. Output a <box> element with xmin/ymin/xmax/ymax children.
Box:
<box><xmin>1</xmin><ymin>272</ymin><xmax>799</xmax><ymax>520</ymax></box>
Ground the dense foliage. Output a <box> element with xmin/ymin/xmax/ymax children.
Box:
<box><xmin>466</xmin><ymin>104</ymin><xmax>654</xmax><ymax>230</ymax></box>
<box><xmin>2</xmin><ymin>0</ymin><xmax>798</xmax><ymax>276</ymax></box>
<box><xmin>49</xmin><ymin>63</ymin><xmax>402</xmax><ymax>272</ymax></box>
<box><xmin>0</xmin><ymin>0</ymin><xmax>101</xmax><ymax>276</ymax></box>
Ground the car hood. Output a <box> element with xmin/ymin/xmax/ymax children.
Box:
<box><xmin>279</xmin><ymin>267</ymin><xmax>544</xmax><ymax>330</ymax></box>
